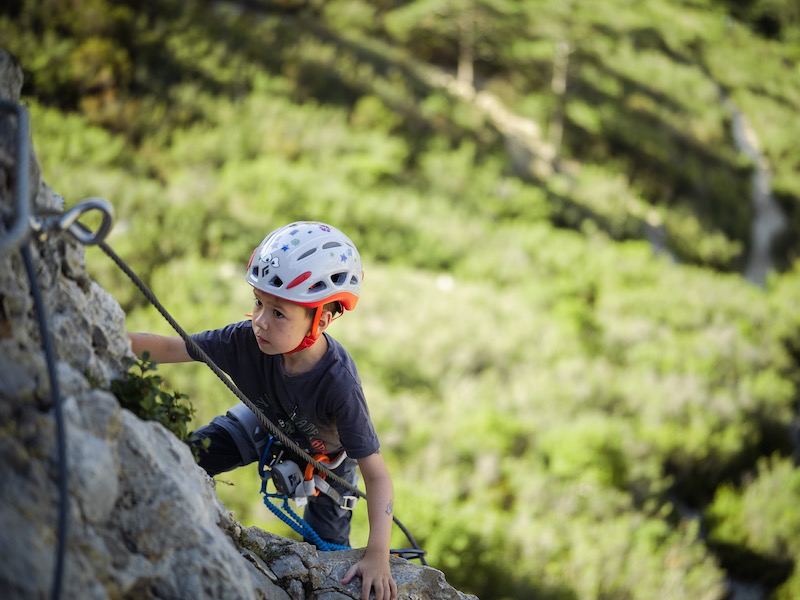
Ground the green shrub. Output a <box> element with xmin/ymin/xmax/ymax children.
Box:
<box><xmin>704</xmin><ymin>455</ymin><xmax>800</xmax><ymax>588</ymax></box>
<box><xmin>111</xmin><ymin>352</ymin><xmax>195</xmax><ymax>442</ymax></box>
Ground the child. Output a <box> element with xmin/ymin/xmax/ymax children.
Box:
<box><xmin>128</xmin><ymin>221</ymin><xmax>397</xmax><ymax>600</ymax></box>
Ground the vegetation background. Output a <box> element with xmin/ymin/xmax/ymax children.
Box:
<box><xmin>3</xmin><ymin>1</ymin><xmax>800</xmax><ymax>598</ymax></box>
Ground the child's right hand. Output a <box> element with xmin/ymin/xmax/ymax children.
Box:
<box><xmin>341</xmin><ymin>551</ymin><xmax>397</xmax><ymax>600</ymax></box>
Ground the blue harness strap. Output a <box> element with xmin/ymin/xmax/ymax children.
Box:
<box><xmin>261</xmin><ymin>493</ymin><xmax>350</xmax><ymax>552</ymax></box>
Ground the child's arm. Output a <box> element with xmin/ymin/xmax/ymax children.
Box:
<box><xmin>128</xmin><ymin>332</ymin><xmax>193</xmax><ymax>364</ymax></box>
<box><xmin>342</xmin><ymin>452</ymin><xmax>397</xmax><ymax>600</ymax></box>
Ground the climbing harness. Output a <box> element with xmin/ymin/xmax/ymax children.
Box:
<box><xmin>269</xmin><ymin>451</ymin><xmax>358</xmax><ymax>512</ymax></box>
<box><xmin>257</xmin><ymin>436</ymin><xmax>353</xmax><ymax>551</ymax></box>
<box><xmin>302</xmin><ymin>454</ymin><xmax>360</xmax><ymax>511</ymax></box>
<box><xmin>0</xmin><ymin>100</ymin><xmax>426</xmax><ymax>569</ymax></box>
<box><xmin>255</xmin><ymin>439</ymin><xmax>424</xmax><ymax>560</ymax></box>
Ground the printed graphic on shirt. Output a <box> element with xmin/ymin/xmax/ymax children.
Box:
<box><xmin>266</xmin><ymin>392</ymin><xmax>328</xmax><ymax>455</ymax></box>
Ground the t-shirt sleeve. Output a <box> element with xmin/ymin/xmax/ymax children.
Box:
<box><xmin>187</xmin><ymin>321</ymin><xmax>252</xmax><ymax>379</ymax></box>
<box><xmin>332</xmin><ymin>386</ymin><xmax>380</xmax><ymax>459</ymax></box>
<box><xmin>321</xmin><ymin>337</ymin><xmax>381</xmax><ymax>459</ymax></box>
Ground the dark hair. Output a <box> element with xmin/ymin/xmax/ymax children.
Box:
<box><xmin>307</xmin><ymin>301</ymin><xmax>343</xmax><ymax>319</ymax></box>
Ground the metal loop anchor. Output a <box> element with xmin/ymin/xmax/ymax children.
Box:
<box><xmin>31</xmin><ymin>197</ymin><xmax>115</xmax><ymax>246</ymax></box>
<box><xmin>58</xmin><ymin>197</ymin><xmax>115</xmax><ymax>245</ymax></box>
<box><xmin>0</xmin><ymin>102</ymin><xmax>114</xmax><ymax>250</ymax></box>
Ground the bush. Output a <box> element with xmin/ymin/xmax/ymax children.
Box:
<box><xmin>111</xmin><ymin>352</ymin><xmax>195</xmax><ymax>442</ymax></box>
<box><xmin>704</xmin><ymin>455</ymin><xmax>800</xmax><ymax>588</ymax></box>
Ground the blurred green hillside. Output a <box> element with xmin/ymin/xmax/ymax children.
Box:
<box><xmin>3</xmin><ymin>0</ymin><xmax>800</xmax><ymax>598</ymax></box>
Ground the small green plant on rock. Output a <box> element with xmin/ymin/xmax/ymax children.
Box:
<box><xmin>112</xmin><ymin>352</ymin><xmax>195</xmax><ymax>442</ymax></box>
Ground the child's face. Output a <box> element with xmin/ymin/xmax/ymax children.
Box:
<box><xmin>250</xmin><ymin>288</ymin><xmax>313</xmax><ymax>355</ymax></box>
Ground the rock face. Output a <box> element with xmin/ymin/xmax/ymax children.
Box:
<box><xmin>0</xmin><ymin>48</ymin><xmax>475</xmax><ymax>600</ymax></box>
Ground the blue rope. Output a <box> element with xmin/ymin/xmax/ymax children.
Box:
<box><xmin>262</xmin><ymin>493</ymin><xmax>350</xmax><ymax>552</ymax></box>
<box><xmin>258</xmin><ymin>436</ymin><xmax>350</xmax><ymax>552</ymax></box>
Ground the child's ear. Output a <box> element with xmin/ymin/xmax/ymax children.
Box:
<box><xmin>316</xmin><ymin>309</ymin><xmax>334</xmax><ymax>332</ymax></box>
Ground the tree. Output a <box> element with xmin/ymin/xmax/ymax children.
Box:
<box><xmin>382</xmin><ymin>0</ymin><xmax>528</xmax><ymax>86</ymax></box>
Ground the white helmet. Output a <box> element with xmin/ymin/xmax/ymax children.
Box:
<box><xmin>246</xmin><ymin>221</ymin><xmax>362</xmax><ymax>309</ymax></box>
<box><xmin>246</xmin><ymin>222</ymin><xmax>362</xmax><ymax>352</ymax></box>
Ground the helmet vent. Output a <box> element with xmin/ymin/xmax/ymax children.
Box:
<box><xmin>322</xmin><ymin>241</ymin><xmax>342</xmax><ymax>249</ymax></box>
<box><xmin>297</xmin><ymin>248</ymin><xmax>317</xmax><ymax>261</ymax></box>
<box><xmin>268</xmin><ymin>275</ymin><xmax>283</xmax><ymax>288</ymax></box>
<box><xmin>331</xmin><ymin>272</ymin><xmax>347</xmax><ymax>286</ymax></box>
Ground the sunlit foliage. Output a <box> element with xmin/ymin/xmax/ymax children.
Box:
<box><xmin>3</xmin><ymin>0</ymin><xmax>800</xmax><ymax>598</ymax></box>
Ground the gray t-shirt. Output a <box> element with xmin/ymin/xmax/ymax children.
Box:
<box><xmin>188</xmin><ymin>320</ymin><xmax>379</xmax><ymax>460</ymax></box>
